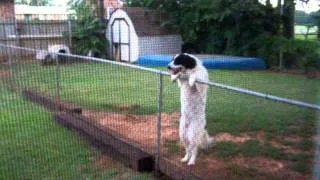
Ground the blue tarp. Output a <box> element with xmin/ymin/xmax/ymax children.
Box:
<box><xmin>137</xmin><ymin>55</ymin><xmax>266</xmax><ymax>70</ymax></box>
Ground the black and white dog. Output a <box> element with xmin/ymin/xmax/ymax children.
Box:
<box><xmin>168</xmin><ymin>53</ymin><xmax>214</xmax><ymax>165</ymax></box>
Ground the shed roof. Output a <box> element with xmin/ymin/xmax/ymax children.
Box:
<box><xmin>113</xmin><ymin>7</ymin><xmax>178</xmax><ymax>37</ymax></box>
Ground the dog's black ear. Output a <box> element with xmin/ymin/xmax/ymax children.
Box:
<box><xmin>174</xmin><ymin>54</ymin><xmax>196</xmax><ymax>69</ymax></box>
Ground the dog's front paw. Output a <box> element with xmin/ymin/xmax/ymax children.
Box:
<box><xmin>171</xmin><ymin>74</ymin><xmax>179</xmax><ymax>81</ymax></box>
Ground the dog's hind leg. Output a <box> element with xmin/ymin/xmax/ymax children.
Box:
<box><xmin>181</xmin><ymin>147</ymin><xmax>191</xmax><ymax>163</ymax></box>
<box><xmin>186</xmin><ymin>127</ymin><xmax>199</xmax><ymax>165</ymax></box>
<box><xmin>179</xmin><ymin>116</ymin><xmax>191</xmax><ymax>163</ymax></box>
<box><xmin>187</xmin><ymin>145</ymin><xmax>198</xmax><ymax>165</ymax></box>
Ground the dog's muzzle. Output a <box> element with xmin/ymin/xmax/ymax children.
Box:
<box><xmin>168</xmin><ymin>65</ymin><xmax>182</xmax><ymax>75</ymax></box>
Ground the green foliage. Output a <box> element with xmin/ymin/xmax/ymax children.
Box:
<box><xmin>312</xmin><ymin>10</ymin><xmax>320</xmax><ymax>39</ymax></box>
<box><xmin>158</xmin><ymin>0</ymin><xmax>280</xmax><ymax>54</ymax></box>
<box><xmin>68</xmin><ymin>0</ymin><xmax>108</xmax><ymax>58</ymax></box>
<box><xmin>128</xmin><ymin>0</ymin><xmax>318</xmax><ymax>70</ymax></box>
<box><xmin>252</xmin><ymin>34</ymin><xmax>320</xmax><ymax>71</ymax></box>
<box><xmin>126</xmin><ymin>0</ymin><xmax>157</xmax><ymax>8</ymax></box>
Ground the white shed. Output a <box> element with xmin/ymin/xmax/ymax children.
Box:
<box><xmin>106</xmin><ymin>7</ymin><xmax>183</xmax><ymax>62</ymax></box>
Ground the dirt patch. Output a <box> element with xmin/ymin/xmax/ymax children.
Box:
<box><xmin>0</xmin><ymin>70</ymin><xmax>10</xmax><ymax>78</ymax></box>
<box><xmin>83</xmin><ymin>111</ymin><xmax>180</xmax><ymax>151</ymax></box>
<box><xmin>314</xmin><ymin>136</ymin><xmax>320</xmax><ymax>143</ymax></box>
<box><xmin>232</xmin><ymin>156</ymin><xmax>309</xmax><ymax>180</ymax></box>
<box><xmin>82</xmin><ymin>110</ymin><xmax>312</xmax><ymax>179</ymax></box>
<box><xmin>270</xmin><ymin>140</ymin><xmax>307</xmax><ymax>154</ymax></box>
<box><xmin>280</xmin><ymin>135</ymin><xmax>303</xmax><ymax>143</ymax></box>
<box><xmin>233</xmin><ymin>156</ymin><xmax>285</xmax><ymax>173</ymax></box>
<box><xmin>215</xmin><ymin>132</ymin><xmax>251</xmax><ymax>143</ymax></box>
<box><xmin>92</xmin><ymin>155</ymin><xmax>118</xmax><ymax>170</ymax></box>
<box><xmin>115</xmin><ymin>104</ymin><xmax>141</xmax><ymax>111</ymax></box>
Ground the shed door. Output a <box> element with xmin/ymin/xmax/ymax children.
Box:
<box><xmin>110</xmin><ymin>18</ymin><xmax>131</xmax><ymax>62</ymax></box>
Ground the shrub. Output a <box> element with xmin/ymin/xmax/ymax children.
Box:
<box><xmin>252</xmin><ymin>34</ymin><xmax>320</xmax><ymax>72</ymax></box>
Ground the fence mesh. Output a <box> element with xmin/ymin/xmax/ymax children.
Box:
<box><xmin>0</xmin><ymin>5</ymin><xmax>319</xmax><ymax>180</ymax></box>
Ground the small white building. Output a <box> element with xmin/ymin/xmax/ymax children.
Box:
<box><xmin>106</xmin><ymin>7</ymin><xmax>183</xmax><ymax>62</ymax></box>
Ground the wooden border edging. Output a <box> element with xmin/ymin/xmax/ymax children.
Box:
<box><xmin>22</xmin><ymin>89</ymin><xmax>82</xmax><ymax>114</ymax></box>
<box><xmin>22</xmin><ymin>89</ymin><xmax>202</xmax><ymax>179</ymax></box>
<box><xmin>55</xmin><ymin>112</ymin><xmax>202</xmax><ymax>180</ymax></box>
<box><xmin>54</xmin><ymin>112</ymin><xmax>154</xmax><ymax>172</ymax></box>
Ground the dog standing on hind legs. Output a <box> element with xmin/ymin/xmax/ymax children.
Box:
<box><xmin>167</xmin><ymin>53</ymin><xmax>214</xmax><ymax>165</ymax></box>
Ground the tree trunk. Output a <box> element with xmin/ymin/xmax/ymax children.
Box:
<box><xmin>283</xmin><ymin>0</ymin><xmax>295</xmax><ymax>38</ymax></box>
<box><xmin>99</xmin><ymin>0</ymin><xmax>104</xmax><ymax>20</ymax></box>
<box><xmin>277</xmin><ymin>0</ymin><xmax>284</xmax><ymax>70</ymax></box>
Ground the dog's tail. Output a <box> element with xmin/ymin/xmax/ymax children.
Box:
<box><xmin>200</xmin><ymin>131</ymin><xmax>214</xmax><ymax>150</ymax></box>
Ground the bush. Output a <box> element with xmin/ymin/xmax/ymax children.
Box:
<box><xmin>252</xmin><ymin>34</ymin><xmax>320</xmax><ymax>72</ymax></box>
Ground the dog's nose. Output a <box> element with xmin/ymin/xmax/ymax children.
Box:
<box><xmin>167</xmin><ymin>65</ymin><xmax>172</xmax><ymax>70</ymax></box>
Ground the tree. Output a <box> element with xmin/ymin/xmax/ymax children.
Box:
<box><xmin>281</xmin><ymin>0</ymin><xmax>313</xmax><ymax>39</ymax></box>
<box><xmin>126</xmin><ymin>0</ymin><xmax>156</xmax><ymax>7</ymax></box>
<box><xmin>15</xmin><ymin>0</ymin><xmax>52</xmax><ymax>6</ymax></box>
<box><xmin>311</xmin><ymin>9</ymin><xmax>320</xmax><ymax>39</ymax></box>
<box><xmin>68</xmin><ymin>0</ymin><xmax>108</xmax><ymax>57</ymax></box>
<box><xmin>68</xmin><ymin>0</ymin><xmax>104</xmax><ymax>17</ymax></box>
<box><xmin>282</xmin><ymin>0</ymin><xmax>295</xmax><ymax>38</ymax></box>
<box><xmin>157</xmin><ymin>0</ymin><xmax>280</xmax><ymax>54</ymax></box>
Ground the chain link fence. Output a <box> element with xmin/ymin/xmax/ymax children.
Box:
<box><xmin>0</xmin><ymin>7</ymin><xmax>319</xmax><ymax>180</ymax></box>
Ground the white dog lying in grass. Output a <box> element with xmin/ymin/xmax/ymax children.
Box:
<box><xmin>167</xmin><ymin>53</ymin><xmax>214</xmax><ymax>165</ymax></box>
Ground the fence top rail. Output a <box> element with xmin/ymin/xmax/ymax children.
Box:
<box><xmin>0</xmin><ymin>43</ymin><xmax>170</xmax><ymax>75</ymax></box>
<box><xmin>0</xmin><ymin>43</ymin><xmax>319</xmax><ymax>111</ymax></box>
<box><xmin>0</xmin><ymin>20</ymin><xmax>70</xmax><ymax>24</ymax></box>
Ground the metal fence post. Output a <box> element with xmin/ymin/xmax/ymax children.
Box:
<box><xmin>4</xmin><ymin>22</ymin><xmax>13</xmax><ymax>87</ymax></box>
<box><xmin>155</xmin><ymin>73</ymin><xmax>163</xmax><ymax>176</ymax></box>
<box><xmin>314</xmin><ymin>111</ymin><xmax>320</xmax><ymax>179</ymax></box>
<box><xmin>55</xmin><ymin>54</ymin><xmax>60</xmax><ymax>102</ymax></box>
<box><xmin>68</xmin><ymin>20</ymin><xmax>72</xmax><ymax>47</ymax></box>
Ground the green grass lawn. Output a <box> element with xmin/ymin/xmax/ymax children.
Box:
<box><xmin>0</xmin><ymin>67</ymin><xmax>154</xmax><ymax>179</ymax></box>
<box><xmin>295</xmin><ymin>34</ymin><xmax>318</xmax><ymax>41</ymax></box>
<box><xmin>1</xmin><ymin>62</ymin><xmax>319</xmax><ymax>178</ymax></box>
<box><xmin>7</xmin><ymin>63</ymin><xmax>318</xmax><ymax>137</ymax></box>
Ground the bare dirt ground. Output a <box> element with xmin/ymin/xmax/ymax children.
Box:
<box><xmin>83</xmin><ymin>109</ymin><xmax>313</xmax><ymax>180</ymax></box>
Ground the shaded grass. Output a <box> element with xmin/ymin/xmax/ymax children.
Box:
<box><xmin>228</xmin><ymin>165</ymin><xmax>274</xmax><ymax>180</ymax></box>
<box><xmin>214</xmin><ymin>140</ymin><xmax>313</xmax><ymax>161</ymax></box>
<box><xmin>0</xmin><ymin>78</ymin><xmax>148</xmax><ymax>179</ymax></box>
<box><xmin>163</xmin><ymin>139</ymin><xmax>180</xmax><ymax>154</ymax></box>
<box><xmin>213</xmin><ymin>139</ymin><xmax>313</xmax><ymax>174</ymax></box>
<box><xmin>289</xmin><ymin>162</ymin><xmax>311</xmax><ymax>173</ymax></box>
<box><xmin>214</xmin><ymin>140</ymin><xmax>281</xmax><ymax>160</ymax></box>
